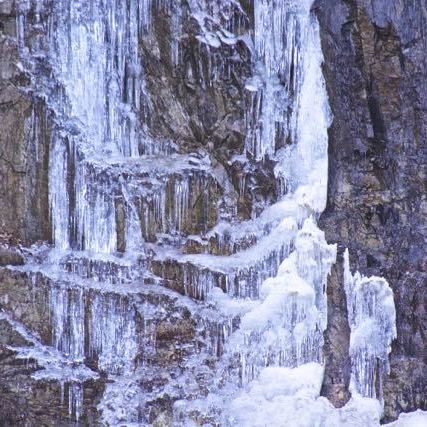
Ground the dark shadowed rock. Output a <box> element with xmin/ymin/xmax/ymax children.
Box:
<box><xmin>0</xmin><ymin>245</ymin><xmax>24</xmax><ymax>265</ymax></box>
<box><xmin>0</xmin><ymin>11</ymin><xmax>51</xmax><ymax>245</ymax></box>
<box><xmin>314</xmin><ymin>0</ymin><xmax>427</xmax><ymax>420</ymax></box>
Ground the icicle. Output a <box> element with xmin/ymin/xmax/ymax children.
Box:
<box><xmin>343</xmin><ymin>249</ymin><xmax>397</xmax><ymax>402</ymax></box>
<box><xmin>234</xmin><ymin>218</ymin><xmax>336</xmax><ymax>385</ymax></box>
<box><xmin>50</xmin><ymin>286</ymin><xmax>85</xmax><ymax>361</ymax></box>
<box><xmin>89</xmin><ymin>293</ymin><xmax>138</xmax><ymax>374</ymax></box>
<box><xmin>246</xmin><ymin>0</ymin><xmax>316</xmax><ymax>162</ymax></box>
<box><xmin>69</xmin><ymin>382</ymin><xmax>83</xmax><ymax>421</ymax></box>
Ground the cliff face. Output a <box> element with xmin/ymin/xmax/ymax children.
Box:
<box><xmin>0</xmin><ymin>1</ymin><xmax>50</xmax><ymax>245</ymax></box>
<box><xmin>314</xmin><ymin>0</ymin><xmax>427</xmax><ymax>420</ymax></box>
<box><xmin>0</xmin><ymin>0</ymin><xmax>426</xmax><ymax>424</ymax></box>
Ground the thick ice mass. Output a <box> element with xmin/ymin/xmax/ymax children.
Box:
<box><xmin>344</xmin><ymin>249</ymin><xmax>397</xmax><ymax>402</ymax></box>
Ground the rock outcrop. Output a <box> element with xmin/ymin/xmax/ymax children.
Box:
<box><xmin>314</xmin><ymin>0</ymin><xmax>427</xmax><ymax>420</ymax></box>
<box><xmin>0</xmin><ymin>1</ymin><xmax>50</xmax><ymax>244</ymax></box>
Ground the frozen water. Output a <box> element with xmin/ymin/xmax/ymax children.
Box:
<box><xmin>344</xmin><ymin>249</ymin><xmax>397</xmax><ymax>402</ymax></box>
<box><xmin>10</xmin><ymin>0</ymin><xmax>404</xmax><ymax>424</ymax></box>
<box><xmin>234</xmin><ymin>218</ymin><xmax>337</xmax><ymax>384</ymax></box>
<box><xmin>245</xmin><ymin>0</ymin><xmax>324</xmax><ymax>162</ymax></box>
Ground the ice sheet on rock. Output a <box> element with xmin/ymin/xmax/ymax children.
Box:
<box><xmin>245</xmin><ymin>0</ymin><xmax>315</xmax><ymax>161</ymax></box>
<box><xmin>49</xmin><ymin>131</ymin><xmax>72</xmax><ymax>250</ymax></box>
<box><xmin>11</xmin><ymin>268</ymin><xmax>141</xmax><ymax>375</ymax></box>
<box><xmin>35</xmin><ymin>0</ymin><xmax>176</xmax><ymax>253</ymax></box>
<box><xmin>272</xmin><ymin>14</ymin><xmax>331</xmax><ymax>198</ymax></box>
<box><xmin>97</xmin><ymin>373</ymin><xmax>143</xmax><ymax>425</ymax></box>
<box><xmin>15</xmin><ymin>261</ymin><xmax>149</xmax><ymax>297</ymax></box>
<box><xmin>49</xmin><ymin>284</ymin><xmax>139</xmax><ymax>374</ymax></box>
<box><xmin>89</xmin><ymin>292</ymin><xmax>139</xmax><ymax>373</ymax></box>
<box><xmin>153</xmin><ymin>216</ymin><xmax>298</xmax><ymax>300</ymax></box>
<box><xmin>48</xmin><ymin>0</ymin><xmax>156</xmax><ymax>157</ymax></box>
<box><xmin>344</xmin><ymin>249</ymin><xmax>397</xmax><ymax>402</ymax></box>
<box><xmin>58</xmin><ymin>251</ymin><xmax>145</xmax><ymax>285</ymax></box>
<box><xmin>13</xmin><ymin>0</ymin><xmax>405</xmax><ymax>425</ymax></box>
<box><xmin>0</xmin><ymin>311</ymin><xmax>97</xmax><ymax>381</ymax></box>
<box><xmin>204</xmin><ymin>183</ymin><xmax>323</xmax><ymax>256</ymax></box>
<box><xmin>0</xmin><ymin>310</ymin><xmax>97</xmax><ymax>421</ymax></box>
<box><xmin>50</xmin><ymin>147</ymin><xmax>215</xmax><ymax>252</ymax></box>
<box><xmin>51</xmin><ymin>286</ymin><xmax>85</xmax><ymax>360</ymax></box>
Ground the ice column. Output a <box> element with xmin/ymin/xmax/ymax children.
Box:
<box><xmin>246</xmin><ymin>0</ymin><xmax>314</xmax><ymax>161</ymax></box>
<box><xmin>237</xmin><ymin>218</ymin><xmax>337</xmax><ymax>384</ymax></box>
<box><xmin>49</xmin><ymin>132</ymin><xmax>72</xmax><ymax>250</ymax></box>
<box><xmin>343</xmin><ymin>249</ymin><xmax>397</xmax><ymax>401</ymax></box>
<box><xmin>50</xmin><ymin>0</ymin><xmax>153</xmax><ymax>156</ymax></box>
<box><xmin>46</xmin><ymin>0</ymin><xmax>157</xmax><ymax>252</ymax></box>
<box><xmin>49</xmin><ymin>284</ymin><xmax>138</xmax><ymax>375</ymax></box>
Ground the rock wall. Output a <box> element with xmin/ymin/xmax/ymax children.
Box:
<box><xmin>314</xmin><ymin>0</ymin><xmax>427</xmax><ymax>420</ymax></box>
<box><xmin>0</xmin><ymin>2</ymin><xmax>50</xmax><ymax>244</ymax></box>
<box><xmin>0</xmin><ymin>0</ymin><xmax>426</xmax><ymax>423</ymax></box>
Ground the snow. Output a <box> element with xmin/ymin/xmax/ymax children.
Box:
<box><xmin>387</xmin><ymin>410</ymin><xmax>427</xmax><ymax>427</ymax></box>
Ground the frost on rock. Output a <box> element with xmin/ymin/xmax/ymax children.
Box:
<box><xmin>343</xmin><ymin>249</ymin><xmax>397</xmax><ymax>402</ymax></box>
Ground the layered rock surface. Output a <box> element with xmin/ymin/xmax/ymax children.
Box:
<box><xmin>0</xmin><ymin>1</ymin><xmax>50</xmax><ymax>244</ymax></box>
<box><xmin>314</xmin><ymin>0</ymin><xmax>427</xmax><ymax>420</ymax></box>
<box><xmin>1</xmin><ymin>1</ymin><xmax>310</xmax><ymax>424</ymax></box>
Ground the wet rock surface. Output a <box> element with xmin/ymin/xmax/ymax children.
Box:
<box><xmin>314</xmin><ymin>0</ymin><xmax>427</xmax><ymax>420</ymax></box>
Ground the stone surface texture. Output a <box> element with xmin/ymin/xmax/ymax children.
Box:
<box><xmin>314</xmin><ymin>0</ymin><xmax>427</xmax><ymax>420</ymax></box>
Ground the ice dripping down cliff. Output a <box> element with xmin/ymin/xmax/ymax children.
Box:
<box><xmin>1</xmin><ymin>0</ymin><xmax>426</xmax><ymax>425</ymax></box>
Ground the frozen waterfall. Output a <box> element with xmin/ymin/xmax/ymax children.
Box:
<box><xmin>6</xmin><ymin>0</ymin><xmax>417</xmax><ymax>425</ymax></box>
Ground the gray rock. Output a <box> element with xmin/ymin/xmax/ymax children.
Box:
<box><xmin>0</xmin><ymin>246</ymin><xmax>23</xmax><ymax>265</ymax></box>
<box><xmin>314</xmin><ymin>0</ymin><xmax>427</xmax><ymax>420</ymax></box>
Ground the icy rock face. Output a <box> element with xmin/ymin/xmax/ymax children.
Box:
<box><xmin>48</xmin><ymin>0</ymin><xmax>150</xmax><ymax>158</ymax></box>
<box><xmin>44</xmin><ymin>0</ymin><xmax>156</xmax><ymax>252</ymax></box>
<box><xmin>4</xmin><ymin>0</ymin><xmax>336</xmax><ymax>423</ymax></box>
<box><xmin>246</xmin><ymin>0</ymin><xmax>310</xmax><ymax>161</ymax></box>
<box><xmin>0</xmin><ymin>0</ymin><xmax>421</xmax><ymax>425</ymax></box>
<box><xmin>343</xmin><ymin>249</ymin><xmax>397</xmax><ymax>401</ymax></box>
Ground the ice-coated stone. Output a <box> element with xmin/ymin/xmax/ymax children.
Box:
<box><xmin>0</xmin><ymin>0</ymin><xmax>408</xmax><ymax>424</ymax></box>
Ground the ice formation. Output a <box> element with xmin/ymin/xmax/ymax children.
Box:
<box><xmin>5</xmin><ymin>0</ymin><xmax>416</xmax><ymax>425</ymax></box>
<box><xmin>344</xmin><ymin>249</ymin><xmax>397</xmax><ymax>402</ymax></box>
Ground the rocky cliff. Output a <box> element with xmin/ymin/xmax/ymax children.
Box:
<box><xmin>314</xmin><ymin>0</ymin><xmax>427</xmax><ymax>421</ymax></box>
<box><xmin>0</xmin><ymin>0</ymin><xmax>426</xmax><ymax>425</ymax></box>
<box><xmin>0</xmin><ymin>0</ymin><xmax>50</xmax><ymax>245</ymax></box>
